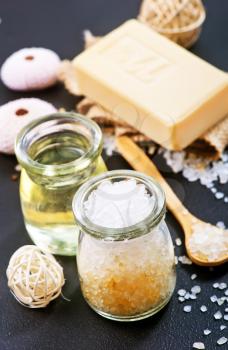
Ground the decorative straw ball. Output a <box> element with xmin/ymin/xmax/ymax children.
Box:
<box><xmin>6</xmin><ymin>245</ymin><xmax>65</xmax><ymax>308</ymax></box>
<box><xmin>0</xmin><ymin>98</ymin><xmax>57</xmax><ymax>154</ymax></box>
<box><xmin>1</xmin><ymin>48</ymin><xmax>61</xmax><ymax>91</ymax></box>
<box><xmin>138</xmin><ymin>0</ymin><xmax>206</xmax><ymax>48</ymax></box>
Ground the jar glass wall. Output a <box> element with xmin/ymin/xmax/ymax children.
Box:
<box><xmin>73</xmin><ymin>170</ymin><xmax>176</xmax><ymax>321</ymax></box>
<box><xmin>15</xmin><ymin>112</ymin><xmax>106</xmax><ymax>256</ymax></box>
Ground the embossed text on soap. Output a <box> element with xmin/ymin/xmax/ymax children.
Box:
<box><xmin>100</xmin><ymin>36</ymin><xmax>172</xmax><ymax>83</ymax></box>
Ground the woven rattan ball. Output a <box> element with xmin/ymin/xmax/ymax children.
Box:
<box><xmin>138</xmin><ymin>0</ymin><xmax>206</xmax><ymax>48</ymax></box>
<box><xmin>6</xmin><ymin>245</ymin><xmax>65</xmax><ymax>308</ymax></box>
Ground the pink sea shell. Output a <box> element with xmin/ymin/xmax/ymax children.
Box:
<box><xmin>1</xmin><ymin>48</ymin><xmax>61</xmax><ymax>91</ymax></box>
<box><xmin>0</xmin><ymin>98</ymin><xmax>57</xmax><ymax>154</ymax></box>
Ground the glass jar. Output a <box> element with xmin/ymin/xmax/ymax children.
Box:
<box><xmin>73</xmin><ymin>170</ymin><xmax>176</xmax><ymax>321</ymax></box>
<box><xmin>15</xmin><ymin>112</ymin><xmax>106</xmax><ymax>256</ymax></box>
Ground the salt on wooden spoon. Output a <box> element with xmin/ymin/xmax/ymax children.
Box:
<box><xmin>117</xmin><ymin>136</ymin><xmax>228</xmax><ymax>266</ymax></box>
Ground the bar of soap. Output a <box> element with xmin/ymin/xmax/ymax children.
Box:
<box><xmin>73</xmin><ymin>19</ymin><xmax>228</xmax><ymax>150</ymax></box>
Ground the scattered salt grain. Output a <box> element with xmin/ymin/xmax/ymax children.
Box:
<box><xmin>214</xmin><ymin>311</ymin><xmax>223</xmax><ymax>320</ymax></box>
<box><xmin>203</xmin><ymin>329</ymin><xmax>211</xmax><ymax>335</ymax></box>
<box><xmin>184</xmin><ymin>305</ymin><xmax>192</xmax><ymax>313</ymax></box>
<box><xmin>220</xmin><ymin>325</ymin><xmax>226</xmax><ymax>331</ymax></box>
<box><xmin>200</xmin><ymin>305</ymin><xmax>207</xmax><ymax>312</ymax></box>
<box><xmin>213</xmin><ymin>282</ymin><xmax>219</xmax><ymax>288</ymax></box>
<box><xmin>178</xmin><ymin>256</ymin><xmax>192</xmax><ymax>265</ymax></box>
<box><xmin>224</xmin><ymin>290</ymin><xmax>228</xmax><ymax>296</ymax></box>
<box><xmin>225</xmin><ymin>308</ymin><xmax>228</xmax><ymax>312</ymax></box>
<box><xmin>224</xmin><ymin>315</ymin><xmax>228</xmax><ymax>321</ymax></box>
<box><xmin>219</xmin><ymin>283</ymin><xmax>227</xmax><ymax>290</ymax></box>
<box><xmin>190</xmin><ymin>294</ymin><xmax>197</xmax><ymax>300</ymax></box>
<box><xmin>215</xmin><ymin>192</ymin><xmax>225</xmax><ymax>200</ymax></box>
<box><xmin>217</xmin><ymin>337</ymin><xmax>227</xmax><ymax>346</ymax></box>
<box><xmin>103</xmin><ymin>135</ymin><xmax>117</xmax><ymax>156</ymax></box>
<box><xmin>184</xmin><ymin>292</ymin><xmax>191</xmax><ymax>300</ymax></box>
<box><xmin>224</xmin><ymin>197</ymin><xmax>228</xmax><ymax>203</ymax></box>
<box><xmin>177</xmin><ymin>289</ymin><xmax>186</xmax><ymax>297</ymax></box>
<box><xmin>191</xmin><ymin>286</ymin><xmax>201</xmax><ymax>295</ymax></box>
<box><xmin>193</xmin><ymin>342</ymin><xmax>205</xmax><ymax>349</ymax></box>
<box><xmin>210</xmin><ymin>295</ymin><xmax>217</xmax><ymax>303</ymax></box>
<box><xmin>191</xmin><ymin>274</ymin><xmax>197</xmax><ymax>280</ymax></box>
<box><xmin>211</xmin><ymin>188</ymin><xmax>217</xmax><ymax>193</ymax></box>
<box><xmin>175</xmin><ymin>238</ymin><xmax>182</xmax><ymax>246</ymax></box>
<box><xmin>217</xmin><ymin>298</ymin><xmax>225</xmax><ymax>306</ymax></box>
<box><xmin>178</xmin><ymin>297</ymin><xmax>185</xmax><ymax>302</ymax></box>
<box><xmin>14</xmin><ymin>164</ymin><xmax>21</xmax><ymax>172</ymax></box>
<box><xmin>216</xmin><ymin>222</ymin><xmax>226</xmax><ymax>229</ymax></box>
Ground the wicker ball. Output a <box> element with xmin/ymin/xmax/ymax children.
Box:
<box><xmin>138</xmin><ymin>0</ymin><xmax>206</xmax><ymax>48</ymax></box>
<box><xmin>6</xmin><ymin>245</ymin><xmax>65</xmax><ymax>308</ymax></box>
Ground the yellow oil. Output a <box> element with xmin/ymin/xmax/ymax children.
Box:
<box><xmin>20</xmin><ymin>133</ymin><xmax>107</xmax><ymax>255</ymax></box>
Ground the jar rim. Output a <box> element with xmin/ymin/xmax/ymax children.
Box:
<box><xmin>15</xmin><ymin>112</ymin><xmax>103</xmax><ymax>176</ymax></box>
<box><xmin>72</xmin><ymin>170</ymin><xmax>166</xmax><ymax>240</ymax></box>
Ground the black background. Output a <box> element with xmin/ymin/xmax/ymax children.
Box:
<box><xmin>0</xmin><ymin>1</ymin><xmax>228</xmax><ymax>349</ymax></box>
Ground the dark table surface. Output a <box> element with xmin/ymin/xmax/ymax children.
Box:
<box><xmin>0</xmin><ymin>1</ymin><xmax>228</xmax><ymax>349</ymax></box>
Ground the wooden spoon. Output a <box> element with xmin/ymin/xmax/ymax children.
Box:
<box><xmin>117</xmin><ymin>136</ymin><xmax>228</xmax><ymax>266</ymax></box>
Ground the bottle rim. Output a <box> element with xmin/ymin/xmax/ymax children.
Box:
<box><xmin>72</xmin><ymin>170</ymin><xmax>166</xmax><ymax>240</ymax></box>
<box><xmin>15</xmin><ymin>112</ymin><xmax>103</xmax><ymax>177</ymax></box>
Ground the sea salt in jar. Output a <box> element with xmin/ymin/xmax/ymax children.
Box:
<box><xmin>73</xmin><ymin>170</ymin><xmax>176</xmax><ymax>321</ymax></box>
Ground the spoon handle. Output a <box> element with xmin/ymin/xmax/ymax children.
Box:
<box><xmin>117</xmin><ymin>136</ymin><xmax>188</xmax><ymax>226</ymax></box>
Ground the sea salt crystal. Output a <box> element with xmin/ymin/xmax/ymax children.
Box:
<box><xmin>162</xmin><ymin>150</ymin><xmax>185</xmax><ymax>173</ymax></box>
<box><xmin>211</xmin><ymin>188</ymin><xmax>217</xmax><ymax>193</ymax></box>
<box><xmin>191</xmin><ymin>274</ymin><xmax>197</xmax><ymax>280</ymax></box>
<box><xmin>203</xmin><ymin>329</ymin><xmax>211</xmax><ymax>335</ymax></box>
<box><xmin>178</xmin><ymin>256</ymin><xmax>192</xmax><ymax>265</ymax></box>
<box><xmin>103</xmin><ymin>135</ymin><xmax>117</xmax><ymax>156</ymax></box>
<box><xmin>217</xmin><ymin>298</ymin><xmax>225</xmax><ymax>306</ymax></box>
<box><xmin>224</xmin><ymin>197</ymin><xmax>228</xmax><ymax>203</ymax></box>
<box><xmin>225</xmin><ymin>308</ymin><xmax>228</xmax><ymax>312</ymax></box>
<box><xmin>190</xmin><ymin>294</ymin><xmax>197</xmax><ymax>300</ymax></box>
<box><xmin>178</xmin><ymin>297</ymin><xmax>185</xmax><ymax>302</ymax></box>
<box><xmin>14</xmin><ymin>164</ymin><xmax>21</xmax><ymax>172</ymax></box>
<box><xmin>200</xmin><ymin>305</ymin><xmax>207</xmax><ymax>312</ymax></box>
<box><xmin>225</xmin><ymin>290</ymin><xmax>228</xmax><ymax>296</ymax></box>
<box><xmin>184</xmin><ymin>305</ymin><xmax>192</xmax><ymax>313</ymax></box>
<box><xmin>214</xmin><ymin>311</ymin><xmax>223</xmax><ymax>320</ymax></box>
<box><xmin>216</xmin><ymin>222</ymin><xmax>226</xmax><ymax>229</ymax></box>
<box><xmin>191</xmin><ymin>286</ymin><xmax>201</xmax><ymax>295</ymax></box>
<box><xmin>177</xmin><ymin>289</ymin><xmax>186</xmax><ymax>297</ymax></box>
<box><xmin>175</xmin><ymin>238</ymin><xmax>182</xmax><ymax>246</ymax></box>
<box><xmin>193</xmin><ymin>342</ymin><xmax>205</xmax><ymax>349</ymax></box>
<box><xmin>184</xmin><ymin>292</ymin><xmax>191</xmax><ymax>300</ymax></box>
<box><xmin>213</xmin><ymin>282</ymin><xmax>219</xmax><ymax>288</ymax></box>
<box><xmin>210</xmin><ymin>295</ymin><xmax>217</xmax><ymax>303</ymax></box>
<box><xmin>215</xmin><ymin>192</ymin><xmax>225</xmax><ymax>199</ymax></box>
<box><xmin>224</xmin><ymin>315</ymin><xmax>228</xmax><ymax>321</ymax></box>
<box><xmin>219</xmin><ymin>283</ymin><xmax>227</xmax><ymax>290</ymax></box>
<box><xmin>220</xmin><ymin>325</ymin><xmax>226</xmax><ymax>330</ymax></box>
<box><xmin>217</xmin><ymin>337</ymin><xmax>227</xmax><ymax>345</ymax></box>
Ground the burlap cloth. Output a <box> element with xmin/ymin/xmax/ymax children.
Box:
<box><xmin>58</xmin><ymin>29</ymin><xmax>228</xmax><ymax>160</ymax></box>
